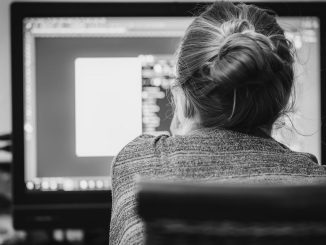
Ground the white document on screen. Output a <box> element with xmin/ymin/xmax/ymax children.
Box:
<box><xmin>75</xmin><ymin>57</ymin><xmax>142</xmax><ymax>157</ymax></box>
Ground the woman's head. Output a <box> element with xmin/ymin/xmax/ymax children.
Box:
<box><xmin>173</xmin><ymin>1</ymin><xmax>294</xmax><ymax>133</ymax></box>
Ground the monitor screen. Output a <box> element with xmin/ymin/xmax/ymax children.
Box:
<box><xmin>23</xmin><ymin>17</ymin><xmax>192</xmax><ymax>192</ymax></box>
<box><xmin>22</xmin><ymin>15</ymin><xmax>321</xmax><ymax>193</ymax></box>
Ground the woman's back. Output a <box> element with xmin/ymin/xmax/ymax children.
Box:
<box><xmin>109</xmin><ymin>1</ymin><xmax>326</xmax><ymax>244</ymax></box>
<box><xmin>109</xmin><ymin>128</ymin><xmax>326</xmax><ymax>245</ymax></box>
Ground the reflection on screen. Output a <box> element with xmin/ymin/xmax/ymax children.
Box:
<box><xmin>22</xmin><ymin>16</ymin><xmax>321</xmax><ymax>192</ymax></box>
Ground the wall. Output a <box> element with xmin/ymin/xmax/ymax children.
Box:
<box><xmin>0</xmin><ymin>0</ymin><xmax>11</xmax><ymax>135</ymax></box>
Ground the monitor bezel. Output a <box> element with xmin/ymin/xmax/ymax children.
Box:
<box><xmin>11</xmin><ymin>1</ymin><xmax>326</xmax><ymax>229</ymax></box>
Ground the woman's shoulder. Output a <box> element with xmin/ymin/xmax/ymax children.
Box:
<box><xmin>112</xmin><ymin>132</ymin><xmax>202</xmax><ymax>168</ymax></box>
<box><xmin>112</xmin><ymin>130</ymin><xmax>326</xmax><ymax>175</ymax></box>
<box><xmin>113</xmin><ymin>133</ymin><xmax>170</xmax><ymax>165</ymax></box>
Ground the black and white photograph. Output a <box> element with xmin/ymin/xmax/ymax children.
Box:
<box><xmin>1</xmin><ymin>0</ymin><xmax>326</xmax><ymax>244</ymax></box>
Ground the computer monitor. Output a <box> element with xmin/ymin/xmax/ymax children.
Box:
<box><xmin>11</xmin><ymin>1</ymin><xmax>326</xmax><ymax>229</ymax></box>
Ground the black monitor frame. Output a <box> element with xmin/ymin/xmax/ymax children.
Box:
<box><xmin>11</xmin><ymin>1</ymin><xmax>326</xmax><ymax>229</ymax></box>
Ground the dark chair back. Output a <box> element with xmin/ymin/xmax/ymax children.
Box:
<box><xmin>136</xmin><ymin>180</ymin><xmax>326</xmax><ymax>245</ymax></box>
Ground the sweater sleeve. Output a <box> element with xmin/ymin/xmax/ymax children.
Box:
<box><xmin>109</xmin><ymin>134</ymin><xmax>156</xmax><ymax>245</ymax></box>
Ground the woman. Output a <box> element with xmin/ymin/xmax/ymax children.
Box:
<box><xmin>109</xmin><ymin>2</ymin><xmax>326</xmax><ymax>244</ymax></box>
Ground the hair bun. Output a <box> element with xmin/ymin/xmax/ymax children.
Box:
<box><xmin>202</xmin><ymin>28</ymin><xmax>286</xmax><ymax>94</ymax></box>
<box><xmin>176</xmin><ymin>1</ymin><xmax>294</xmax><ymax>131</ymax></box>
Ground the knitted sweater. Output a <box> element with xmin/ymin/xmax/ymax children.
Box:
<box><xmin>109</xmin><ymin>128</ymin><xmax>326</xmax><ymax>245</ymax></box>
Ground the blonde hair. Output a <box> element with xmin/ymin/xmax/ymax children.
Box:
<box><xmin>174</xmin><ymin>1</ymin><xmax>294</xmax><ymax>132</ymax></box>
